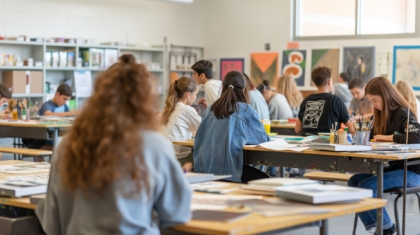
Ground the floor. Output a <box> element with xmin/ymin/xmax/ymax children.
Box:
<box><xmin>1</xmin><ymin>138</ymin><xmax>420</xmax><ymax>235</ymax></box>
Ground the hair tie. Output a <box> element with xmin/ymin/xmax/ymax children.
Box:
<box><xmin>228</xmin><ymin>85</ymin><xmax>234</xmax><ymax>89</ymax></box>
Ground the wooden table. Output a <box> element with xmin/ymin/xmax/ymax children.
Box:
<box><xmin>173</xmin><ymin>141</ymin><xmax>420</xmax><ymax>235</ymax></box>
<box><xmin>0</xmin><ymin>120</ymin><xmax>71</xmax><ymax>141</ymax></box>
<box><xmin>0</xmin><ymin>160</ymin><xmax>46</xmax><ymax>209</ymax></box>
<box><xmin>0</xmin><ymin>161</ymin><xmax>386</xmax><ymax>235</ymax></box>
<box><xmin>270</xmin><ymin>123</ymin><xmax>296</xmax><ymax>135</ymax></box>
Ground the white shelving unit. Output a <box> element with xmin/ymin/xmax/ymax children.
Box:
<box><xmin>0</xmin><ymin>40</ymin><xmax>167</xmax><ymax>109</ymax></box>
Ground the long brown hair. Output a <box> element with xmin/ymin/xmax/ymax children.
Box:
<box><xmin>365</xmin><ymin>76</ymin><xmax>415</xmax><ymax>135</ymax></box>
<box><xmin>60</xmin><ymin>54</ymin><xmax>157</xmax><ymax>197</ymax></box>
<box><xmin>395</xmin><ymin>80</ymin><xmax>418</xmax><ymax>120</ymax></box>
<box><xmin>162</xmin><ymin>77</ymin><xmax>198</xmax><ymax>125</ymax></box>
<box><xmin>276</xmin><ymin>74</ymin><xmax>303</xmax><ymax>108</ymax></box>
<box><xmin>211</xmin><ymin>70</ymin><xmax>249</xmax><ymax>119</ymax></box>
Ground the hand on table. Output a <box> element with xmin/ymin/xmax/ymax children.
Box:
<box><xmin>373</xmin><ymin>135</ymin><xmax>393</xmax><ymax>142</ymax></box>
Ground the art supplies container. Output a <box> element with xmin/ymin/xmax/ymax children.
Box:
<box><xmin>354</xmin><ymin>131</ymin><xmax>370</xmax><ymax>145</ymax></box>
<box><xmin>338</xmin><ymin>129</ymin><xmax>347</xmax><ymax>144</ymax></box>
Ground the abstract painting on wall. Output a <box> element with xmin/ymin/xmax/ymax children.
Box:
<box><xmin>281</xmin><ymin>50</ymin><xmax>306</xmax><ymax>87</ymax></box>
<box><xmin>393</xmin><ymin>46</ymin><xmax>420</xmax><ymax>90</ymax></box>
<box><xmin>311</xmin><ymin>49</ymin><xmax>339</xmax><ymax>86</ymax></box>
<box><xmin>342</xmin><ymin>47</ymin><xmax>375</xmax><ymax>83</ymax></box>
<box><xmin>220</xmin><ymin>58</ymin><xmax>244</xmax><ymax>80</ymax></box>
<box><xmin>250</xmin><ymin>52</ymin><xmax>278</xmax><ymax>87</ymax></box>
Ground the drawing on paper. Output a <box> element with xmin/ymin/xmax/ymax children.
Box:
<box><xmin>250</xmin><ymin>52</ymin><xmax>278</xmax><ymax>87</ymax></box>
<box><xmin>281</xmin><ymin>50</ymin><xmax>306</xmax><ymax>87</ymax></box>
<box><xmin>342</xmin><ymin>47</ymin><xmax>375</xmax><ymax>84</ymax></box>
<box><xmin>311</xmin><ymin>49</ymin><xmax>339</xmax><ymax>86</ymax></box>
<box><xmin>220</xmin><ymin>58</ymin><xmax>244</xmax><ymax>80</ymax></box>
<box><xmin>393</xmin><ymin>46</ymin><xmax>420</xmax><ymax>90</ymax></box>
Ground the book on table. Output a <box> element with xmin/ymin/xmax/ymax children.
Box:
<box><xmin>309</xmin><ymin>143</ymin><xmax>372</xmax><ymax>152</ymax></box>
<box><xmin>275</xmin><ymin>184</ymin><xmax>373</xmax><ymax>204</ymax></box>
<box><xmin>0</xmin><ymin>181</ymin><xmax>46</xmax><ymax>198</ymax></box>
<box><xmin>185</xmin><ymin>173</ymin><xmax>231</xmax><ymax>184</ymax></box>
<box><xmin>248</xmin><ymin>178</ymin><xmax>319</xmax><ymax>187</ymax></box>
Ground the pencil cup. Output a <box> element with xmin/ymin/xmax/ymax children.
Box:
<box><xmin>354</xmin><ymin>131</ymin><xmax>370</xmax><ymax>145</ymax></box>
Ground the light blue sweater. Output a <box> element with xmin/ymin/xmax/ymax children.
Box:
<box><xmin>36</xmin><ymin>131</ymin><xmax>192</xmax><ymax>235</ymax></box>
<box><xmin>249</xmin><ymin>89</ymin><xmax>270</xmax><ymax>120</ymax></box>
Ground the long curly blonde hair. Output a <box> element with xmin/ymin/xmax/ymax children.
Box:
<box><xmin>276</xmin><ymin>74</ymin><xmax>303</xmax><ymax>109</ymax></box>
<box><xmin>60</xmin><ymin>54</ymin><xmax>157</xmax><ymax>197</ymax></box>
<box><xmin>395</xmin><ymin>80</ymin><xmax>418</xmax><ymax>121</ymax></box>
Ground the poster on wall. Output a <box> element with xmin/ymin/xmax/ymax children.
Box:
<box><xmin>342</xmin><ymin>47</ymin><xmax>375</xmax><ymax>83</ymax></box>
<box><xmin>250</xmin><ymin>52</ymin><xmax>278</xmax><ymax>87</ymax></box>
<box><xmin>281</xmin><ymin>50</ymin><xmax>306</xmax><ymax>87</ymax></box>
<box><xmin>311</xmin><ymin>49</ymin><xmax>339</xmax><ymax>86</ymax></box>
<box><xmin>220</xmin><ymin>58</ymin><xmax>244</xmax><ymax>80</ymax></box>
<box><xmin>393</xmin><ymin>46</ymin><xmax>420</xmax><ymax>90</ymax></box>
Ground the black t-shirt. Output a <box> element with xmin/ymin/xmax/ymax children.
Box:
<box><xmin>372</xmin><ymin>106</ymin><xmax>420</xmax><ymax>174</ymax></box>
<box><xmin>298</xmin><ymin>93</ymin><xmax>350</xmax><ymax>135</ymax></box>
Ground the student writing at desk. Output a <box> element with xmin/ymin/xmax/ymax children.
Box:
<box><xmin>348</xmin><ymin>77</ymin><xmax>420</xmax><ymax>235</ymax></box>
<box><xmin>39</xmin><ymin>84</ymin><xmax>77</xmax><ymax>117</ymax></box>
<box><xmin>295</xmin><ymin>66</ymin><xmax>355</xmax><ymax>135</ymax></box>
<box><xmin>36</xmin><ymin>54</ymin><xmax>191</xmax><ymax>235</ymax></box>
<box><xmin>348</xmin><ymin>78</ymin><xmax>373</xmax><ymax>121</ymax></box>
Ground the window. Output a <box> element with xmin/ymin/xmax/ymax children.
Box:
<box><xmin>294</xmin><ymin>0</ymin><xmax>417</xmax><ymax>39</ymax></box>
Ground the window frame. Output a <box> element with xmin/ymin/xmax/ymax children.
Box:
<box><xmin>292</xmin><ymin>0</ymin><xmax>420</xmax><ymax>40</ymax></box>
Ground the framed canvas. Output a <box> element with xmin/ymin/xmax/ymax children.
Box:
<box><xmin>220</xmin><ymin>58</ymin><xmax>244</xmax><ymax>80</ymax></box>
<box><xmin>250</xmin><ymin>52</ymin><xmax>279</xmax><ymax>87</ymax></box>
<box><xmin>342</xmin><ymin>47</ymin><xmax>375</xmax><ymax>83</ymax></box>
<box><xmin>393</xmin><ymin>46</ymin><xmax>420</xmax><ymax>90</ymax></box>
<box><xmin>311</xmin><ymin>49</ymin><xmax>339</xmax><ymax>86</ymax></box>
<box><xmin>281</xmin><ymin>50</ymin><xmax>306</xmax><ymax>87</ymax></box>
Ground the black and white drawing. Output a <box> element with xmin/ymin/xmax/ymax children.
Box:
<box><xmin>302</xmin><ymin>100</ymin><xmax>325</xmax><ymax>128</ymax></box>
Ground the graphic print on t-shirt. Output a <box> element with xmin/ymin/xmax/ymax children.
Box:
<box><xmin>302</xmin><ymin>100</ymin><xmax>325</xmax><ymax>128</ymax></box>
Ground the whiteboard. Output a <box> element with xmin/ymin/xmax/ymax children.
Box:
<box><xmin>74</xmin><ymin>70</ymin><xmax>92</xmax><ymax>98</ymax></box>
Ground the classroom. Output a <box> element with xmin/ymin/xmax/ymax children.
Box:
<box><xmin>0</xmin><ymin>0</ymin><xmax>419</xmax><ymax>234</ymax></box>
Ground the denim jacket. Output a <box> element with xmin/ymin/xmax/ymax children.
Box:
<box><xmin>193</xmin><ymin>102</ymin><xmax>270</xmax><ymax>182</ymax></box>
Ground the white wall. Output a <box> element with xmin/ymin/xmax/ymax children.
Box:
<box><xmin>202</xmin><ymin>0</ymin><xmax>420</xmax><ymax>91</ymax></box>
<box><xmin>0</xmin><ymin>0</ymin><xmax>205</xmax><ymax>47</ymax></box>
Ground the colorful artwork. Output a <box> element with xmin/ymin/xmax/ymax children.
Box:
<box><xmin>393</xmin><ymin>46</ymin><xmax>420</xmax><ymax>90</ymax></box>
<box><xmin>281</xmin><ymin>50</ymin><xmax>306</xmax><ymax>87</ymax></box>
<box><xmin>220</xmin><ymin>58</ymin><xmax>244</xmax><ymax>80</ymax></box>
<box><xmin>250</xmin><ymin>52</ymin><xmax>279</xmax><ymax>87</ymax></box>
<box><xmin>343</xmin><ymin>47</ymin><xmax>375</xmax><ymax>84</ymax></box>
<box><xmin>311</xmin><ymin>49</ymin><xmax>339</xmax><ymax>86</ymax></box>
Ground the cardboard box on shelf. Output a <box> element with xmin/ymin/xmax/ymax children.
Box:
<box><xmin>2</xmin><ymin>71</ymin><xmax>43</xmax><ymax>94</ymax></box>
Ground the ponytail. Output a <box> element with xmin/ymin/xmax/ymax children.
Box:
<box><xmin>162</xmin><ymin>77</ymin><xmax>198</xmax><ymax>125</ymax></box>
<box><xmin>211</xmin><ymin>71</ymin><xmax>248</xmax><ymax>119</ymax></box>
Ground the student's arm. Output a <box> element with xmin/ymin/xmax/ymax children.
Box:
<box><xmin>43</xmin><ymin>110</ymin><xmax>77</xmax><ymax>117</ymax></box>
<box><xmin>154</xmin><ymin>141</ymin><xmax>192</xmax><ymax>227</ymax></box>
<box><xmin>245</xmin><ymin>108</ymin><xmax>270</xmax><ymax>144</ymax></box>
<box><xmin>35</xmin><ymin>155</ymin><xmax>61</xmax><ymax>234</ymax></box>
<box><xmin>345</xmin><ymin>120</ymin><xmax>355</xmax><ymax>135</ymax></box>
<box><xmin>392</xmin><ymin>109</ymin><xmax>420</xmax><ymax>144</ymax></box>
<box><xmin>187</xmin><ymin>107</ymin><xmax>202</xmax><ymax>133</ymax></box>
<box><xmin>295</xmin><ymin>119</ymin><xmax>303</xmax><ymax>134</ymax></box>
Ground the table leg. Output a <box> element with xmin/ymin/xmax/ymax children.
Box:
<box><xmin>320</xmin><ymin>220</ymin><xmax>328</xmax><ymax>235</ymax></box>
<box><xmin>377</xmin><ymin>160</ymin><xmax>384</xmax><ymax>235</ymax></box>
<box><xmin>280</xmin><ymin>167</ymin><xmax>286</xmax><ymax>178</ymax></box>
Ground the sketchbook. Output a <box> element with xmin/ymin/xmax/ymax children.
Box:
<box><xmin>309</xmin><ymin>144</ymin><xmax>371</xmax><ymax>152</ymax></box>
<box><xmin>0</xmin><ymin>181</ymin><xmax>47</xmax><ymax>198</ymax></box>
<box><xmin>275</xmin><ymin>184</ymin><xmax>372</xmax><ymax>204</ymax></box>
<box><xmin>0</xmin><ymin>162</ymin><xmax>50</xmax><ymax>174</ymax></box>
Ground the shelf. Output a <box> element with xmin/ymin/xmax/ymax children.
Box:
<box><xmin>46</xmin><ymin>43</ymin><xmax>77</xmax><ymax>47</ymax></box>
<box><xmin>0</xmin><ymin>66</ymin><xmax>43</xmax><ymax>70</ymax></box>
<box><xmin>170</xmin><ymin>70</ymin><xmax>192</xmax><ymax>73</ymax></box>
<box><xmin>120</xmin><ymin>46</ymin><xmax>164</xmax><ymax>52</ymax></box>
<box><xmin>46</xmin><ymin>67</ymin><xmax>77</xmax><ymax>71</ymax></box>
<box><xmin>0</xmin><ymin>40</ymin><xmax>43</xmax><ymax>46</ymax></box>
<box><xmin>78</xmin><ymin>44</ymin><xmax>118</xmax><ymax>49</ymax></box>
<box><xmin>12</xmin><ymin>93</ymin><xmax>44</xmax><ymax>98</ymax></box>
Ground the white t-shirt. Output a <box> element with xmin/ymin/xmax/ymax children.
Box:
<box><xmin>204</xmin><ymin>79</ymin><xmax>222</xmax><ymax>106</ymax></box>
<box><xmin>159</xmin><ymin>102</ymin><xmax>201</xmax><ymax>159</ymax></box>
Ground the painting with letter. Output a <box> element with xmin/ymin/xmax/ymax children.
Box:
<box><xmin>281</xmin><ymin>50</ymin><xmax>306</xmax><ymax>87</ymax></box>
<box><xmin>250</xmin><ymin>52</ymin><xmax>278</xmax><ymax>87</ymax></box>
<box><xmin>393</xmin><ymin>46</ymin><xmax>420</xmax><ymax>90</ymax></box>
<box><xmin>311</xmin><ymin>49</ymin><xmax>339</xmax><ymax>86</ymax></box>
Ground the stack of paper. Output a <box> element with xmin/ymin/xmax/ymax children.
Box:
<box><xmin>275</xmin><ymin>184</ymin><xmax>373</xmax><ymax>204</ymax></box>
<box><xmin>185</xmin><ymin>173</ymin><xmax>231</xmax><ymax>184</ymax></box>
<box><xmin>309</xmin><ymin>143</ymin><xmax>371</xmax><ymax>152</ymax></box>
<box><xmin>255</xmin><ymin>139</ymin><xmax>308</xmax><ymax>152</ymax></box>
